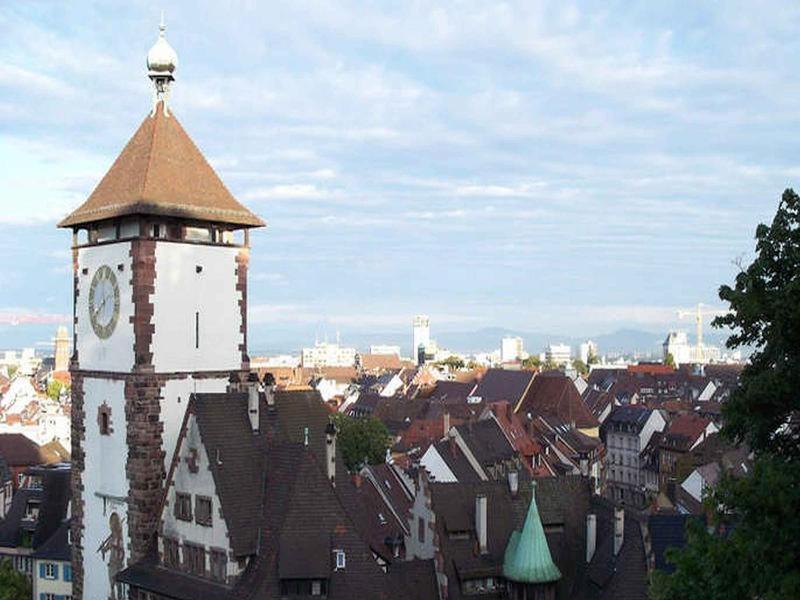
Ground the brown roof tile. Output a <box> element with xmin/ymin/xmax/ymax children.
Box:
<box><xmin>59</xmin><ymin>103</ymin><xmax>264</xmax><ymax>228</ymax></box>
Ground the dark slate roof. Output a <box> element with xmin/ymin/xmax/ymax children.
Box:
<box><xmin>602</xmin><ymin>405</ymin><xmax>653</xmax><ymax>432</ymax></box>
<box><xmin>431</xmin><ymin>475</ymin><xmax>593</xmax><ymax>600</ymax></box>
<box><xmin>472</xmin><ymin>369</ymin><xmax>534</xmax><ymax>405</ymax></box>
<box><xmin>143</xmin><ymin>387</ymin><xmax>438</xmax><ymax>600</ymax></box>
<box><xmin>0</xmin><ymin>454</ymin><xmax>11</xmax><ymax>484</ymax></box>
<box><xmin>0</xmin><ymin>465</ymin><xmax>70</xmax><ymax>551</ymax></box>
<box><xmin>31</xmin><ymin>520</ymin><xmax>70</xmax><ymax>561</ymax></box>
<box><xmin>191</xmin><ymin>393</ymin><xmax>266</xmax><ymax>557</ymax></box>
<box><xmin>429</xmin><ymin>381</ymin><xmax>477</xmax><ymax>404</ymax></box>
<box><xmin>519</xmin><ymin>373</ymin><xmax>599</xmax><ymax>429</ymax></box>
<box><xmin>0</xmin><ymin>434</ymin><xmax>42</xmax><ymax>467</ymax></box>
<box><xmin>117</xmin><ymin>562</ymin><xmax>231</xmax><ymax>600</ymax></box>
<box><xmin>455</xmin><ymin>418</ymin><xmax>516</xmax><ymax>466</ymax></box>
<box><xmin>579</xmin><ymin>498</ymin><xmax>648</xmax><ymax>600</ymax></box>
<box><xmin>647</xmin><ymin>514</ymin><xmax>693</xmax><ymax>573</ymax></box>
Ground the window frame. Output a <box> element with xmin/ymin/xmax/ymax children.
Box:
<box><xmin>174</xmin><ymin>492</ymin><xmax>192</xmax><ymax>522</ymax></box>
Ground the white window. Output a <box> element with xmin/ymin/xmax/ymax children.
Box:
<box><xmin>334</xmin><ymin>549</ymin><xmax>346</xmax><ymax>570</ymax></box>
<box><xmin>44</xmin><ymin>563</ymin><xmax>56</xmax><ymax>579</ymax></box>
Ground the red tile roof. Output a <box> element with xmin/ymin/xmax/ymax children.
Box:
<box><xmin>58</xmin><ymin>103</ymin><xmax>264</xmax><ymax>228</ymax></box>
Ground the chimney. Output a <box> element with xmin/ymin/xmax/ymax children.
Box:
<box><xmin>247</xmin><ymin>372</ymin><xmax>260</xmax><ymax>433</ymax></box>
<box><xmin>508</xmin><ymin>470</ymin><xmax>519</xmax><ymax>496</ymax></box>
<box><xmin>263</xmin><ymin>372</ymin><xmax>277</xmax><ymax>409</ymax></box>
<box><xmin>579</xmin><ymin>452</ymin><xmax>589</xmax><ymax>477</ymax></box>
<box><xmin>475</xmin><ymin>494</ymin><xmax>488</xmax><ymax>555</ymax></box>
<box><xmin>325</xmin><ymin>420</ymin><xmax>337</xmax><ymax>487</ymax></box>
<box><xmin>443</xmin><ymin>411</ymin><xmax>450</xmax><ymax>436</ymax></box>
<box><xmin>586</xmin><ymin>514</ymin><xmax>597</xmax><ymax>563</ymax></box>
<box><xmin>613</xmin><ymin>505</ymin><xmax>624</xmax><ymax>556</ymax></box>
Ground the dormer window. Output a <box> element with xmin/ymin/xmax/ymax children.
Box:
<box><xmin>174</xmin><ymin>492</ymin><xmax>192</xmax><ymax>521</ymax></box>
<box><xmin>195</xmin><ymin>496</ymin><xmax>212</xmax><ymax>527</ymax></box>
<box><xmin>334</xmin><ymin>549</ymin><xmax>346</xmax><ymax>570</ymax></box>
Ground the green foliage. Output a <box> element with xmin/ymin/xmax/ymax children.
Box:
<box><xmin>0</xmin><ymin>558</ymin><xmax>32</xmax><ymax>600</ymax></box>
<box><xmin>572</xmin><ymin>358</ymin><xmax>588</xmax><ymax>375</ymax></box>
<box><xmin>713</xmin><ymin>189</ymin><xmax>800</xmax><ymax>459</ymax></box>
<box><xmin>436</xmin><ymin>355</ymin><xmax>465</xmax><ymax>370</ymax></box>
<box><xmin>47</xmin><ymin>379</ymin><xmax>67</xmax><ymax>401</ymax></box>
<box><xmin>521</xmin><ymin>356</ymin><xmax>541</xmax><ymax>369</ymax></box>
<box><xmin>652</xmin><ymin>189</ymin><xmax>800</xmax><ymax>599</ymax></box>
<box><xmin>587</xmin><ymin>350</ymin><xmax>599</xmax><ymax>365</ymax></box>
<box><xmin>6</xmin><ymin>365</ymin><xmax>17</xmax><ymax>378</ymax></box>
<box><xmin>664</xmin><ymin>352</ymin><xmax>675</xmax><ymax>368</ymax></box>
<box><xmin>332</xmin><ymin>413</ymin><xmax>390</xmax><ymax>472</ymax></box>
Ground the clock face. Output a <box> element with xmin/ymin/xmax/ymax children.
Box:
<box><xmin>88</xmin><ymin>265</ymin><xmax>121</xmax><ymax>339</ymax></box>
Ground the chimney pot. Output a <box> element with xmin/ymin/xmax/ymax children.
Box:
<box><xmin>586</xmin><ymin>513</ymin><xmax>597</xmax><ymax>563</ymax></box>
<box><xmin>247</xmin><ymin>381</ymin><xmax>260</xmax><ymax>433</ymax></box>
<box><xmin>475</xmin><ymin>494</ymin><xmax>488</xmax><ymax>555</ymax></box>
<box><xmin>613</xmin><ymin>505</ymin><xmax>625</xmax><ymax>556</ymax></box>
<box><xmin>508</xmin><ymin>470</ymin><xmax>519</xmax><ymax>496</ymax></box>
<box><xmin>443</xmin><ymin>411</ymin><xmax>450</xmax><ymax>436</ymax></box>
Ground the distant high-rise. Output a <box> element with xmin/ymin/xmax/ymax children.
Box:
<box><xmin>545</xmin><ymin>343</ymin><xmax>571</xmax><ymax>366</ymax></box>
<box><xmin>54</xmin><ymin>325</ymin><xmax>70</xmax><ymax>373</ymax></box>
<box><xmin>412</xmin><ymin>315</ymin><xmax>431</xmax><ymax>364</ymax></box>
<box><xmin>501</xmin><ymin>336</ymin><xmax>524</xmax><ymax>363</ymax></box>
<box><xmin>579</xmin><ymin>340</ymin><xmax>598</xmax><ymax>365</ymax></box>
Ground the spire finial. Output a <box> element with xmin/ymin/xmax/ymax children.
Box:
<box><xmin>147</xmin><ymin>13</ymin><xmax>178</xmax><ymax>116</ymax></box>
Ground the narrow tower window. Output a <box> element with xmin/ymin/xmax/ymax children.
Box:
<box><xmin>195</xmin><ymin>311</ymin><xmax>200</xmax><ymax>349</ymax></box>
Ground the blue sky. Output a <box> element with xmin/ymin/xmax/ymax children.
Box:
<box><xmin>1</xmin><ymin>1</ymin><xmax>798</xmax><ymax>353</ymax></box>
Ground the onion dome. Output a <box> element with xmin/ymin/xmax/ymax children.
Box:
<box><xmin>147</xmin><ymin>15</ymin><xmax>178</xmax><ymax>76</ymax></box>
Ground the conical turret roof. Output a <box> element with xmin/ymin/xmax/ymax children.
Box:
<box><xmin>503</xmin><ymin>481</ymin><xmax>562</xmax><ymax>584</ymax></box>
<box><xmin>58</xmin><ymin>102</ymin><xmax>264</xmax><ymax>229</ymax></box>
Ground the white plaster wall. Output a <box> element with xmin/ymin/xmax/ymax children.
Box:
<box><xmin>681</xmin><ymin>470</ymin><xmax>704</xmax><ymax>502</ymax></box>
<box><xmin>639</xmin><ymin>410</ymin><xmax>667</xmax><ymax>451</ymax></box>
<box><xmin>160</xmin><ymin>377</ymin><xmax>228</xmax><ymax>472</ymax></box>
<box><xmin>405</xmin><ymin>476</ymin><xmax>436</xmax><ymax>560</ymax></box>
<box><xmin>81</xmin><ymin>377</ymin><xmax>130</xmax><ymax>600</ymax></box>
<box><xmin>76</xmin><ymin>243</ymin><xmax>135</xmax><ymax>372</ymax></box>
<box><xmin>32</xmin><ymin>559</ymin><xmax>72</xmax><ymax>598</ymax></box>
<box><xmin>162</xmin><ymin>414</ymin><xmax>233</xmax><ymax>572</ymax></box>
<box><xmin>151</xmin><ymin>243</ymin><xmax>242</xmax><ymax>373</ymax></box>
<box><xmin>420</xmin><ymin>445</ymin><xmax>458</xmax><ymax>483</ymax></box>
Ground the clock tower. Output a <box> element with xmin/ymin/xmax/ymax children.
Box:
<box><xmin>58</xmin><ymin>21</ymin><xmax>264</xmax><ymax>600</ymax></box>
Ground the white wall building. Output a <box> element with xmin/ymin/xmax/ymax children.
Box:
<box><xmin>579</xmin><ymin>340</ymin><xmax>598</xmax><ymax>365</ymax></box>
<box><xmin>501</xmin><ymin>337</ymin><xmax>524</xmax><ymax>363</ymax></box>
<box><xmin>412</xmin><ymin>315</ymin><xmax>431</xmax><ymax>363</ymax></box>
<box><xmin>301</xmin><ymin>342</ymin><xmax>357</xmax><ymax>368</ymax></box>
<box><xmin>545</xmin><ymin>343</ymin><xmax>572</xmax><ymax>366</ymax></box>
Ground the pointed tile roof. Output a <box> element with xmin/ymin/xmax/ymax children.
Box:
<box><xmin>503</xmin><ymin>481</ymin><xmax>562</xmax><ymax>584</ymax></box>
<box><xmin>58</xmin><ymin>102</ymin><xmax>264</xmax><ymax>228</ymax></box>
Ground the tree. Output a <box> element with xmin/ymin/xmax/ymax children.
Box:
<box><xmin>587</xmin><ymin>350</ymin><xmax>599</xmax><ymax>365</ymax></box>
<box><xmin>0</xmin><ymin>558</ymin><xmax>31</xmax><ymax>600</ymax></box>
<box><xmin>47</xmin><ymin>379</ymin><xmax>67</xmax><ymax>401</ymax></box>
<box><xmin>436</xmin><ymin>355</ymin><xmax>465</xmax><ymax>370</ymax></box>
<box><xmin>664</xmin><ymin>352</ymin><xmax>675</xmax><ymax>368</ymax></box>
<box><xmin>572</xmin><ymin>358</ymin><xmax>588</xmax><ymax>375</ymax></box>
<box><xmin>651</xmin><ymin>189</ymin><xmax>800</xmax><ymax>599</ymax></box>
<box><xmin>522</xmin><ymin>356</ymin><xmax>541</xmax><ymax>369</ymax></box>
<box><xmin>331</xmin><ymin>413</ymin><xmax>391</xmax><ymax>472</ymax></box>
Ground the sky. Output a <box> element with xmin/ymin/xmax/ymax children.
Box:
<box><xmin>1</xmin><ymin>1</ymin><xmax>798</xmax><ymax>354</ymax></box>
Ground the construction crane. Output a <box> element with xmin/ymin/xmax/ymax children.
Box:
<box><xmin>676</xmin><ymin>303</ymin><xmax>728</xmax><ymax>361</ymax></box>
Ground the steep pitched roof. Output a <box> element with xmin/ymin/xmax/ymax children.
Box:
<box><xmin>473</xmin><ymin>369</ymin><xmax>534</xmax><ymax>405</ymax></box>
<box><xmin>58</xmin><ymin>103</ymin><xmax>264</xmax><ymax>228</ymax></box>
<box><xmin>503</xmin><ymin>482</ymin><xmax>562</xmax><ymax>584</ymax></box>
<box><xmin>519</xmin><ymin>373</ymin><xmax>599</xmax><ymax>430</ymax></box>
<box><xmin>190</xmin><ymin>393</ymin><xmax>267</xmax><ymax>556</ymax></box>
<box><xmin>0</xmin><ymin>434</ymin><xmax>43</xmax><ymax>467</ymax></box>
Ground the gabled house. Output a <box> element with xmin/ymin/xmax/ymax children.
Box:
<box><xmin>517</xmin><ymin>372</ymin><xmax>600</xmax><ymax>438</ymax></box>
<box><xmin>658</xmin><ymin>414</ymin><xmax>718</xmax><ymax>490</ymax></box>
<box><xmin>420</xmin><ymin>416</ymin><xmax>519</xmax><ymax>484</ymax></box>
<box><xmin>0</xmin><ymin>463</ymin><xmax>71</xmax><ymax>588</ymax></box>
<box><xmin>118</xmin><ymin>384</ymin><xmax>438</xmax><ymax>599</ymax></box>
<box><xmin>405</xmin><ymin>472</ymin><xmax>648</xmax><ymax>599</ymax></box>
<box><xmin>601</xmin><ymin>406</ymin><xmax>666</xmax><ymax>507</ymax></box>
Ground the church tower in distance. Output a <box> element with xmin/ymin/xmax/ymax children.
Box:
<box><xmin>58</xmin><ymin>19</ymin><xmax>264</xmax><ymax>600</ymax></box>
